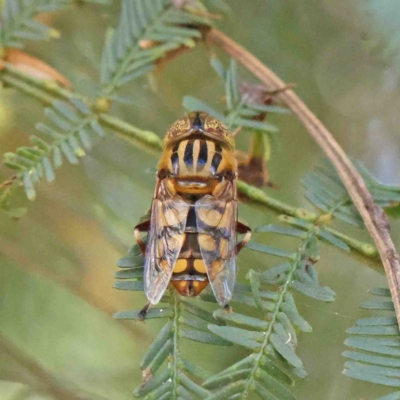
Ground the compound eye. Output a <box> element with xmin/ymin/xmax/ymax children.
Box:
<box><xmin>204</xmin><ymin>116</ymin><xmax>230</xmax><ymax>139</ymax></box>
<box><xmin>166</xmin><ymin>117</ymin><xmax>191</xmax><ymax>140</ymax></box>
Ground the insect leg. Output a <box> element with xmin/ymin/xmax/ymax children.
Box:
<box><xmin>134</xmin><ymin>219</ymin><xmax>150</xmax><ymax>255</ymax></box>
<box><xmin>224</xmin><ymin>304</ymin><xmax>233</xmax><ymax>313</ymax></box>
<box><xmin>138</xmin><ymin>302</ymin><xmax>151</xmax><ymax>321</ymax></box>
<box><xmin>235</xmin><ymin>221</ymin><xmax>252</xmax><ymax>253</ymax></box>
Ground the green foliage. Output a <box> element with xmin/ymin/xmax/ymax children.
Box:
<box><xmin>0</xmin><ymin>1</ymin><xmax>397</xmax><ymax>399</ymax></box>
<box><xmin>200</xmin><ymin>222</ymin><xmax>338</xmax><ymax>399</ymax></box>
<box><xmin>110</xmin><ymin>33</ymin><xmax>388</xmax><ymax>400</ymax></box>
<box><xmin>1</xmin><ymin>0</ymin><xmax>216</xmax><ymax>216</ymax></box>
<box><xmin>115</xmin><ymin>243</ymin><xmax>231</xmax><ymax>399</ymax></box>
<box><xmin>0</xmin><ymin>0</ymin><xmax>66</xmax><ymax>49</ymax></box>
<box><xmin>0</xmin><ymin>0</ymin><xmax>110</xmax><ymax>50</ymax></box>
<box><xmin>343</xmin><ymin>288</ymin><xmax>400</xmax><ymax>400</ymax></box>
<box><xmin>3</xmin><ymin>98</ymin><xmax>104</xmax><ymax>201</ymax></box>
<box><xmin>115</xmin><ymin>226</ymin><xmax>333</xmax><ymax>399</ymax></box>
<box><xmin>184</xmin><ymin>57</ymin><xmax>289</xmax><ymax>135</ymax></box>
<box><xmin>100</xmin><ymin>0</ymin><xmax>213</xmax><ymax>98</ymax></box>
<box><xmin>302</xmin><ymin>160</ymin><xmax>400</xmax><ymax>227</ymax></box>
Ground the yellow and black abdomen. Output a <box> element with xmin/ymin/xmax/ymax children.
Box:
<box><xmin>170</xmin><ymin>252</ymin><xmax>209</xmax><ymax>297</ymax></box>
<box><xmin>170</xmin><ymin>211</ymin><xmax>209</xmax><ymax>297</ymax></box>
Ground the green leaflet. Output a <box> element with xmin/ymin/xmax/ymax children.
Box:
<box><xmin>179</xmin><ymin>358</ymin><xmax>212</xmax><ymax>381</ymax></box>
<box><xmin>180</xmin><ymin>327</ymin><xmax>232</xmax><ymax>346</ymax></box>
<box><xmin>361</xmin><ymin>300</ymin><xmax>396</xmax><ymax>311</ymax></box>
<box><xmin>255</xmin><ymin>224</ymin><xmax>307</xmax><ymax>239</ymax></box>
<box><xmin>213</xmin><ymin>309</ymin><xmax>269</xmax><ymax>331</ymax></box>
<box><xmin>183</xmin><ymin>96</ymin><xmax>224</xmax><ymax>121</ymax></box>
<box><xmin>343</xmin><ymin>289</ymin><xmax>400</xmax><ymax>398</ymax></box>
<box><xmin>141</xmin><ymin>323</ymin><xmax>173</xmax><ymax>369</ymax></box>
<box><xmin>4</xmin><ymin>99</ymin><xmax>104</xmax><ymax>202</ymax></box>
<box><xmin>182</xmin><ymin>301</ymin><xmax>224</xmax><ymax>325</ymax></box>
<box><xmin>180</xmin><ymin>315</ymin><xmax>210</xmax><ymax>332</ymax></box>
<box><xmin>255</xmin><ymin>368</ymin><xmax>296</xmax><ymax>400</ymax></box>
<box><xmin>203</xmin><ymin>368</ymin><xmax>252</xmax><ymax>390</ymax></box>
<box><xmin>207</xmin><ymin>325</ymin><xmax>263</xmax><ymax>350</ymax></box>
<box><xmin>183</xmin><ymin>57</ymin><xmax>287</xmax><ymax>139</ymax></box>
<box><xmin>116</xmin><ymin>254</ymin><xmax>144</xmax><ymax>268</ymax></box>
<box><xmin>113</xmin><ymin>280</ymin><xmax>144</xmax><ymax>291</ymax></box>
<box><xmin>128</xmin><ymin>291</ymin><xmax>219</xmax><ymax>399</ymax></box>
<box><xmin>205</xmin><ymin>380</ymin><xmax>247</xmax><ymax>400</ymax></box>
<box><xmin>1</xmin><ymin>0</ymin><xmax>65</xmax><ymax>48</ymax></box>
<box><xmin>291</xmin><ymin>279</ymin><xmax>336</xmax><ymax>302</ymax></box>
<box><xmin>302</xmin><ymin>160</ymin><xmax>400</xmax><ymax>226</ymax></box>
<box><xmin>245</xmin><ymin>242</ymin><xmax>295</xmax><ymax>259</ymax></box>
<box><xmin>259</xmin><ymin>218</ymin><xmax>350</xmax><ymax>254</ymax></box>
<box><xmin>205</xmin><ymin>230</ymin><xmax>332</xmax><ymax>398</ymax></box>
<box><xmin>269</xmin><ymin>333</ymin><xmax>303</xmax><ymax>369</ymax></box>
<box><xmin>100</xmin><ymin>0</ymin><xmax>213</xmax><ymax>97</ymax></box>
<box><xmin>114</xmin><ymin>308</ymin><xmax>172</xmax><ymax>321</ymax></box>
<box><xmin>179</xmin><ymin>373</ymin><xmax>210</xmax><ymax>398</ymax></box>
<box><xmin>114</xmin><ymin>269</ymin><xmax>144</xmax><ymax>279</ymax></box>
<box><xmin>0</xmin><ymin>0</ymin><xmax>109</xmax><ymax>50</ymax></box>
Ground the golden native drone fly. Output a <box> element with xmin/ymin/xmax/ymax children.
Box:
<box><xmin>134</xmin><ymin>112</ymin><xmax>251</xmax><ymax>318</ymax></box>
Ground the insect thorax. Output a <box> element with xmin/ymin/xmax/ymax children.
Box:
<box><xmin>159</xmin><ymin>134</ymin><xmax>236</xmax><ymax>196</ymax></box>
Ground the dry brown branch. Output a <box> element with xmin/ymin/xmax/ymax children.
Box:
<box><xmin>207</xmin><ymin>28</ymin><xmax>400</xmax><ymax>325</ymax></box>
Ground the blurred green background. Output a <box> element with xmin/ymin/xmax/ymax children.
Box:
<box><xmin>0</xmin><ymin>0</ymin><xmax>399</xmax><ymax>399</ymax></box>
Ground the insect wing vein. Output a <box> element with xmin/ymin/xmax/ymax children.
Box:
<box><xmin>144</xmin><ymin>194</ymin><xmax>189</xmax><ymax>304</ymax></box>
<box><xmin>195</xmin><ymin>192</ymin><xmax>237</xmax><ymax>306</ymax></box>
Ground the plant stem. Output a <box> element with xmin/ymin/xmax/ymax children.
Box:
<box><xmin>241</xmin><ymin>230</ymin><xmax>315</xmax><ymax>399</ymax></box>
<box><xmin>170</xmin><ymin>290</ymin><xmax>181</xmax><ymax>398</ymax></box>
<box><xmin>0</xmin><ymin>61</ymin><xmax>380</xmax><ymax>265</ymax></box>
<box><xmin>238</xmin><ymin>180</ymin><xmax>380</xmax><ymax>260</ymax></box>
<box><xmin>98</xmin><ymin>113</ymin><xmax>163</xmax><ymax>154</ymax></box>
<box><xmin>206</xmin><ymin>28</ymin><xmax>400</xmax><ymax>326</ymax></box>
<box><xmin>1</xmin><ymin>63</ymin><xmax>76</xmax><ymax>102</ymax></box>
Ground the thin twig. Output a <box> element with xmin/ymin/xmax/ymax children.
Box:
<box><xmin>206</xmin><ymin>28</ymin><xmax>400</xmax><ymax>325</ymax></box>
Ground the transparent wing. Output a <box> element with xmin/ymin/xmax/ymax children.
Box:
<box><xmin>144</xmin><ymin>194</ymin><xmax>189</xmax><ymax>304</ymax></box>
<box><xmin>195</xmin><ymin>194</ymin><xmax>238</xmax><ymax>306</ymax></box>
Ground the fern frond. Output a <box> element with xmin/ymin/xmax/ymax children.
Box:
<box><xmin>114</xmin><ymin>243</ymin><xmax>232</xmax><ymax>399</ymax></box>
<box><xmin>343</xmin><ymin>288</ymin><xmax>400</xmax><ymax>400</ymax></box>
<box><xmin>204</xmin><ymin>224</ymin><xmax>336</xmax><ymax>399</ymax></box>
<box><xmin>3</xmin><ymin>98</ymin><xmax>104</xmax><ymax>201</ymax></box>
<box><xmin>302</xmin><ymin>160</ymin><xmax>400</xmax><ymax>227</ymax></box>
<box><xmin>184</xmin><ymin>57</ymin><xmax>289</xmax><ymax>136</ymax></box>
<box><xmin>100</xmin><ymin>0</ymin><xmax>213</xmax><ymax>98</ymax></box>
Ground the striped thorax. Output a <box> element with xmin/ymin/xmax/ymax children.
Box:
<box><xmin>160</xmin><ymin>112</ymin><xmax>237</xmax><ymax>195</ymax></box>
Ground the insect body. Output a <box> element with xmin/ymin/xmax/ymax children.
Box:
<box><xmin>135</xmin><ymin>112</ymin><xmax>251</xmax><ymax>318</ymax></box>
